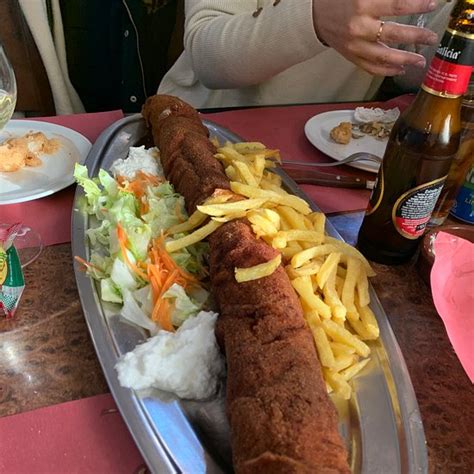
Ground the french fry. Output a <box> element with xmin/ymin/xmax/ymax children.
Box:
<box><xmin>252</xmin><ymin>154</ymin><xmax>266</xmax><ymax>184</ymax></box>
<box><xmin>323</xmin><ymin>265</ymin><xmax>347</xmax><ymax>320</ymax></box>
<box><xmin>291</xmin><ymin>244</ymin><xmax>341</xmax><ymax>268</ymax></box>
<box><xmin>248</xmin><ymin>216</ymin><xmax>279</xmax><ymax>238</ymax></box>
<box><xmin>280</xmin><ymin>244</ymin><xmax>304</xmax><ymax>260</ymax></box>
<box><xmin>233</xmin><ymin>141</ymin><xmax>266</xmax><ymax>153</ymax></box>
<box><xmin>356</xmin><ymin>266</ymin><xmax>371</xmax><ymax>307</ymax></box>
<box><xmin>230</xmin><ymin>182</ymin><xmax>311</xmax><ymax>215</ymax></box>
<box><xmin>287</xmin><ymin>260</ymin><xmax>322</xmax><ymax>277</ymax></box>
<box><xmin>325</xmin><ymin>236</ymin><xmax>376</xmax><ymax>277</ymax></box>
<box><xmin>335</xmin><ymin>275</ymin><xmax>345</xmax><ymax>299</ymax></box>
<box><xmin>330</xmin><ymin>342</ymin><xmax>356</xmax><ymax>357</ymax></box>
<box><xmin>165</xmin><ymin>220</ymin><xmax>223</xmax><ymax>253</ymax></box>
<box><xmin>310</xmin><ymin>324</ymin><xmax>336</xmax><ymax>369</ymax></box>
<box><xmin>211</xmin><ymin>212</ymin><xmax>247</xmax><ymax>223</ymax></box>
<box><xmin>341</xmin><ymin>358</ymin><xmax>370</xmax><ymax>381</ymax></box>
<box><xmin>197</xmin><ymin>198</ymin><xmax>267</xmax><ymax>217</ymax></box>
<box><xmin>308</xmin><ymin>212</ymin><xmax>326</xmax><ymax>235</ymax></box>
<box><xmin>291</xmin><ymin>276</ymin><xmax>332</xmax><ymax>319</ymax></box>
<box><xmin>262</xmin><ymin>170</ymin><xmax>282</xmax><ymax>186</ymax></box>
<box><xmin>321</xmin><ymin>319</ymin><xmax>370</xmax><ymax>357</ymax></box>
<box><xmin>342</xmin><ymin>257</ymin><xmax>361</xmax><ymax>320</ymax></box>
<box><xmin>305</xmin><ymin>312</ymin><xmax>322</xmax><ymax>328</ymax></box>
<box><xmin>323</xmin><ymin>369</ymin><xmax>352</xmax><ymax>400</ymax></box>
<box><xmin>348</xmin><ymin>317</ymin><xmax>377</xmax><ymax>341</ymax></box>
<box><xmin>260</xmin><ymin>180</ymin><xmax>289</xmax><ymax>195</ymax></box>
<box><xmin>357</xmin><ymin>304</ymin><xmax>380</xmax><ymax>339</ymax></box>
<box><xmin>276</xmin><ymin>205</ymin><xmax>307</xmax><ymax>230</ymax></box>
<box><xmin>272</xmin><ymin>230</ymin><xmax>325</xmax><ymax>249</ymax></box>
<box><xmin>225</xmin><ymin>165</ymin><xmax>238</xmax><ymax>181</ymax></box>
<box><xmin>218</xmin><ymin>146</ymin><xmax>249</xmax><ymax>163</ymax></box>
<box><xmin>234</xmin><ymin>160</ymin><xmax>259</xmax><ymax>186</ymax></box>
<box><xmin>235</xmin><ymin>254</ymin><xmax>282</xmax><ymax>282</ymax></box>
<box><xmin>166</xmin><ymin>210</ymin><xmax>207</xmax><ymax>235</ymax></box>
<box><xmin>332</xmin><ymin>354</ymin><xmax>355</xmax><ymax>372</ymax></box>
<box><xmin>316</xmin><ymin>252</ymin><xmax>341</xmax><ymax>289</ymax></box>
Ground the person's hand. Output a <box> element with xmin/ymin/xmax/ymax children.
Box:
<box><xmin>312</xmin><ymin>0</ymin><xmax>441</xmax><ymax>76</ymax></box>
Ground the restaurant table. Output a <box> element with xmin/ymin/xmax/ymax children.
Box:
<box><xmin>0</xmin><ymin>103</ymin><xmax>473</xmax><ymax>474</ymax></box>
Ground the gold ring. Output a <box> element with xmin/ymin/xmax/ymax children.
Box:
<box><xmin>376</xmin><ymin>20</ymin><xmax>385</xmax><ymax>42</ymax></box>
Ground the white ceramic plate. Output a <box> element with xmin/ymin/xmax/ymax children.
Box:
<box><xmin>0</xmin><ymin>120</ymin><xmax>92</xmax><ymax>205</ymax></box>
<box><xmin>304</xmin><ymin>110</ymin><xmax>388</xmax><ymax>173</ymax></box>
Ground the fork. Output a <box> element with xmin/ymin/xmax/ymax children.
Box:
<box><xmin>281</xmin><ymin>152</ymin><xmax>382</xmax><ymax>168</ymax></box>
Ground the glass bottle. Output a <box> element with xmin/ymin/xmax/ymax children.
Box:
<box><xmin>357</xmin><ymin>0</ymin><xmax>474</xmax><ymax>264</ymax></box>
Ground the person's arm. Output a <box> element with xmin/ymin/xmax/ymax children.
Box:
<box><xmin>184</xmin><ymin>0</ymin><xmax>325</xmax><ymax>90</ymax></box>
<box><xmin>184</xmin><ymin>0</ymin><xmax>441</xmax><ymax>90</ymax></box>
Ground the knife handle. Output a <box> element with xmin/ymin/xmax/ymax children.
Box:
<box><xmin>283</xmin><ymin>167</ymin><xmax>372</xmax><ymax>189</ymax></box>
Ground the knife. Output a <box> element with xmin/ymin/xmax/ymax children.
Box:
<box><xmin>282</xmin><ymin>166</ymin><xmax>375</xmax><ymax>189</ymax></box>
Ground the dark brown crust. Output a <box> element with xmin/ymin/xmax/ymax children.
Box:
<box><xmin>142</xmin><ymin>95</ymin><xmax>229</xmax><ymax>214</ymax></box>
<box><xmin>142</xmin><ymin>94</ymin><xmax>350</xmax><ymax>474</ymax></box>
<box><xmin>209</xmin><ymin>221</ymin><xmax>350</xmax><ymax>474</ymax></box>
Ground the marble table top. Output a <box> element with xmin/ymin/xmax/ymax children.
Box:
<box><xmin>1</xmin><ymin>224</ymin><xmax>472</xmax><ymax>473</ymax></box>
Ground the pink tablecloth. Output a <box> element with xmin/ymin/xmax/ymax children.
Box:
<box><xmin>0</xmin><ymin>394</ymin><xmax>145</xmax><ymax>474</ymax></box>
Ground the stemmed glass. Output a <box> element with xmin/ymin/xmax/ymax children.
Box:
<box><xmin>0</xmin><ymin>42</ymin><xmax>17</xmax><ymax>131</ymax></box>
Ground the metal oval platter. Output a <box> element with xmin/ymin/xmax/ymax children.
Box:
<box><xmin>72</xmin><ymin>114</ymin><xmax>428</xmax><ymax>474</ymax></box>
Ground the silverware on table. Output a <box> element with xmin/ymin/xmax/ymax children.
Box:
<box><xmin>281</xmin><ymin>152</ymin><xmax>382</xmax><ymax>168</ymax></box>
<box><xmin>280</xmin><ymin>152</ymin><xmax>380</xmax><ymax>189</ymax></box>
<box><xmin>282</xmin><ymin>167</ymin><xmax>375</xmax><ymax>189</ymax></box>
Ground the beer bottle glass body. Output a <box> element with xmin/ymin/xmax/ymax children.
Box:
<box><xmin>357</xmin><ymin>0</ymin><xmax>474</xmax><ymax>264</ymax></box>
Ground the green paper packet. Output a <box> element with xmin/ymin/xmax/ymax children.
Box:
<box><xmin>0</xmin><ymin>224</ymin><xmax>26</xmax><ymax>318</ymax></box>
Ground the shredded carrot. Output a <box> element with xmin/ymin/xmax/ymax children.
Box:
<box><xmin>153</xmin><ymin>299</ymin><xmax>173</xmax><ymax>331</ymax></box>
<box><xmin>150</xmin><ymin>268</ymin><xmax>179</xmax><ymax>331</ymax></box>
<box><xmin>145</xmin><ymin>227</ymin><xmax>203</xmax><ymax>332</ymax></box>
<box><xmin>116</xmin><ymin>224</ymin><xmax>149</xmax><ymax>282</ymax></box>
<box><xmin>74</xmin><ymin>255</ymin><xmax>102</xmax><ymax>273</ymax></box>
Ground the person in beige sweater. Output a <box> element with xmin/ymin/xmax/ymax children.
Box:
<box><xmin>159</xmin><ymin>0</ymin><xmax>454</xmax><ymax>108</ymax></box>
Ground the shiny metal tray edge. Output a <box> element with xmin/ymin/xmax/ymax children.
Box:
<box><xmin>72</xmin><ymin>114</ymin><xmax>428</xmax><ymax>474</ymax></box>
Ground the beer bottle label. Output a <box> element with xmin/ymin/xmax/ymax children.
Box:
<box><xmin>422</xmin><ymin>28</ymin><xmax>474</xmax><ymax>98</ymax></box>
<box><xmin>392</xmin><ymin>177</ymin><xmax>447</xmax><ymax>239</ymax></box>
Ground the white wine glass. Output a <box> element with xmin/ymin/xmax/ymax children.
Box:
<box><xmin>0</xmin><ymin>43</ymin><xmax>17</xmax><ymax>131</ymax></box>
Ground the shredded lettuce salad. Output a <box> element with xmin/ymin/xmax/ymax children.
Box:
<box><xmin>74</xmin><ymin>149</ymin><xmax>209</xmax><ymax>333</ymax></box>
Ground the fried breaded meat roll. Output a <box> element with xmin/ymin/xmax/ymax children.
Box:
<box><xmin>142</xmin><ymin>94</ymin><xmax>229</xmax><ymax>214</ymax></box>
<box><xmin>209</xmin><ymin>221</ymin><xmax>350</xmax><ymax>474</ymax></box>
<box><xmin>142</xmin><ymin>94</ymin><xmax>350</xmax><ymax>474</ymax></box>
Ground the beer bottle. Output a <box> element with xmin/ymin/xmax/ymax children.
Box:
<box><xmin>357</xmin><ymin>0</ymin><xmax>474</xmax><ymax>264</ymax></box>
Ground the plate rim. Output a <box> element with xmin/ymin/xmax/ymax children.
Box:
<box><xmin>304</xmin><ymin>109</ymin><xmax>384</xmax><ymax>174</ymax></box>
<box><xmin>0</xmin><ymin>120</ymin><xmax>92</xmax><ymax>205</ymax></box>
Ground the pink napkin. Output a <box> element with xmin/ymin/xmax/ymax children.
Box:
<box><xmin>204</xmin><ymin>95</ymin><xmax>414</xmax><ymax>214</ymax></box>
<box><xmin>431</xmin><ymin>231</ymin><xmax>474</xmax><ymax>383</ymax></box>
<box><xmin>1</xmin><ymin>110</ymin><xmax>124</xmax><ymax>247</ymax></box>
<box><xmin>0</xmin><ymin>393</ymin><xmax>145</xmax><ymax>474</ymax></box>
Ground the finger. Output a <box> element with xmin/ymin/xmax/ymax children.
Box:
<box><xmin>349</xmin><ymin>40</ymin><xmax>428</xmax><ymax>68</ymax></box>
<box><xmin>341</xmin><ymin>51</ymin><xmax>405</xmax><ymax>76</ymax></box>
<box><xmin>377</xmin><ymin>21</ymin><xmax>438</xmax><ymax>45</ymax></box>
<box><xmin>362</xmin><ymin>0</ymin><xmax>438</xmax><ymax>17</ymax></box>
<box><xmin>355</xmin><ymin>57</ymin><xmax>406</xmax><ymax>76</ymax></box>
